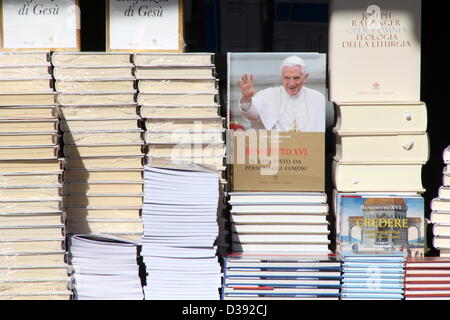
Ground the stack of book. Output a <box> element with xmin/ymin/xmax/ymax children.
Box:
<box><xmin>140</xmin><ymin>164</ymin><xmax>222</xmax><ymax>300</ymax></box>
<box><xmin>52</xmin><ymin>52</ymin><xmax>144</xmax><ymax>242</ymax></box>
<box><xmin>0</xmin><ymin>51</ymin><xmax>70</xmax><ymax>300</ymax></box>
<box><xmin>404</xmin><ymin>257</ymin><xmax>450</xmax><ymax>300</ymax></box>
<box><xmin>221</xmin><ymin>253</ymin><xmax>341</xmax><ymax>300</ymax></box>
<box><xmin>331</xmin><ymin>102</ymin><xmax>428</xmax><ymax>194</ymax></box>
<box><xmin>133</xmin><ymin>53</ymin><xmax>226</xmax><ymax>184</ymax></box>
<box><xmin>329</xmin><ymin>0</ymin><xmax>427</xmax><ymax>192</ymax></box>
<box><xmin>68</xmin><ymin>234</ymin><xmax>144</xmax><ymax>300</ymax></box>
<box><xmin>134</xmin><ymin>52</ymin><xmax>228</xmax><ymax>253</ymax></box>
<box><xmin>228</xmin><ymin>192</ymin><xmax>331</xmax><ymax>253</ymax></box>
<box><xmin>430</xmin><ymin>146</ymin><xmax>450</xmax><ymax>257</ymax></box>
<box><xmin>329</xmin><ymin>0</ymin><xmax>427</xmax><ymax>269</ymax></box>
<box><xmin>339</xmin><ymin>252</ymin><xmax>405</xmax><ymax>300</ymax></box>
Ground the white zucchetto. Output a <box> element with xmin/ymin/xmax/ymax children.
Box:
<box><xmin>280</xmin><ymin>56</ymin><xmax>306</xmax><ymax>74</ymax></box>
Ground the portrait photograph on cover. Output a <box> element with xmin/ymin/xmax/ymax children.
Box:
<box><xmin>227</xmin><ymin>52</ymin><xmax>326</xmax><ymax>192</ymax></box>
<box><xmin>227</xmin><ymin>52</ymin><xmax>326</xmax><ymax>132</ymax></box>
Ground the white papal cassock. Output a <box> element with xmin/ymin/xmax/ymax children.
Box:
<box><xmin>239</xmin><ymin>86</ymin><xmax>325</xmax><ymax>132</ymax></box>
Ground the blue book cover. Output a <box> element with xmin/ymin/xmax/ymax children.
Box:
<box><xmin>343</xmin><ymin>278</ymin><xmax>404</xmax><ymax>284</ymax></box>
<box><xmin>336</xmin><ymin>193</ymin><xmax>425</xmax><ymax>257</ymax></box>
<box><xmin>342</xmin><ymin>283</ymin><xmax>404</xmax><ymax>289</ymax></box>
<box><xmin>342</xmin><ymin>267</ymin><xmax>404</xmax><ymax>274</ymax></box>
<box><xmin>341</xmin><ymin>293</ymin><xmax>404</xmax><ymax>300</ymax></box>
<box><xmin>342</xmin><ymin>262</ymin><xmax>405</xmax><ymax>269</ymax></box>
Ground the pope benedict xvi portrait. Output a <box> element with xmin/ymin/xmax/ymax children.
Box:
<box><xmin>236</xmin><ymin>55</ymin><xmax>325</xmax><ymax>132</ymax></box>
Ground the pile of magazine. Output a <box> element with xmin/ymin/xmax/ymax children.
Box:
<box><xmin>68</xmin><ymin>234</ymin><xmax>144</xmax><ymax>300</ymax></box>
<box><xmin>140</xmin><ymin>164</ymin><xmax>222</xmax><ymax>300</ymax></box>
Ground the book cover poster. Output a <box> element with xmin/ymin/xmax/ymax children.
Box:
<box><xmin>0</xmin><ymin>0</ymin><xmax>80</xmax><ymax>50</ymax></box>
<box><xmin>329</xmin><ymin>0</ymin><xmax>421</xmax><ymax>103</ymax></box>
<box><xmin>336</xmin><ymin>194</ymin><xmax>425</xmax><ymax>257</ymax></box>
<box><xmin>227</xmin><ymin>52</ymin><xmax>326</xmax><ymax>192</ymax></box>
<box><xmin>107</xmin><ymin>0</ymin><xmax>183</xmax><ymax>52</ymax></box>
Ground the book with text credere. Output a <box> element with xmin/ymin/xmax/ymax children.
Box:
<box><xmin>335</xmin><ymin>192</ymin><xmax>425</xmax><ymax>257</ymax></box>
<box><xmin>329</xmin><ymin>0</ymin><xmax>421</xmax><ymax>103</ymax></box>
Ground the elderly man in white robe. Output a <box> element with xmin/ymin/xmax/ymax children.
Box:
<box><xmin>238</xmin><ymin>56</ymin><xmax>325</xmax><ymax>132</ymax></box>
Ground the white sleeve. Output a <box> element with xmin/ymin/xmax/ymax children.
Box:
<box><xmin>309</xmin><ymin>91</ymin><xmax>326</xmax><ymax>132</ymax></box>
<box><xmin>239</xmin><ymin>96</ymin><xmax>263</xmax><ymax>122</ymax></box>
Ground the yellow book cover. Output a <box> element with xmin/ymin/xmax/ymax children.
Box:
<box><xmin>0</xmin><ymin>133</ymin><xmax>58</xmax><ymax>146</ymax></box>
<box><xmin>133</xmin><ymin>53</ymin><xmax>213</xmax><ymax>67</ymax></box>
<box><xmin>63</xmin><ymin>131</ymin><xmax>142</xmax><ymax>145</ymax></box>
<box><xmin>140</xmin><ymin>106</ymin><xmax>219</xmax><ymax>118</ymax></box>
<box><xmin>134</xmin><ymin>66</ymin><xmax>215</xmax><ymax>79</ymax></box>
<box><xmin>60</xmin><ymin>119</ymin><xmax>140</xmax><ymax>131</ymax></box>
<box><xmin>63</xmin><ymin>144</ymin><xmax>143</xmax><ymax>157</ymax></box>
<box><xmin>0</xmin><ymin>174</ymin><xmax>61</xmax><ymax>187</ymax></box>
<box><xmin>0</xmin><ymin>106</ymin><xmax>56</xmax><ymax>119</ymax></box>
<box><xmin>53</xmin><ymin>66</ymin><xmax>134</xmax><ymax>80</ymax></box>
<box><xmin>51</xmin><ymin>52</ymin><xmax>132</xmax><ymax>67</ymax></box>
<box><xmin>137</xmin><ymin>79</ymin><xmax>217</xmax><ymax>93</ymax></box>
<box><xmin>63</xmin><ymin>170</ymin><xmax>143</xmax><ymax>182</ymax></box>
<box><xmin>64</xmin><ymin>156</ymin><xmax>143</xmax><ymax>169</ymax></box>
<box><xmin>55</xmin><ymin>80</ymin><xmax>136</xmax><ymax>93</ymax></box>
<box><xmin>0</xmin><ymin>79</ymin><xmax>53</xmax><ymax>94</ymax></box>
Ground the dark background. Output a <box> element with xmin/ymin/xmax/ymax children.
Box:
<box><xmin>79</xmin><ymin>0</ymin><xmax>447</xmax><ymax>256</ymax></box>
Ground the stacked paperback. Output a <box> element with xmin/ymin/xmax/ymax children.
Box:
<box><xmin>404</xmin><ymin>257</ymin><xmax>450</xmax><ymax>300</ymax></box>
<box><xmin>228</xmin><ymin>192</ymin><xmax>330</xmax><ymax>253</ymax></box>
<box><xmin>221</xmin><ymin>253</ymin><xmax>341</xmax><ymax>300</ymax></box>
<box><xmin>134</xmin><ymin>53</ymin><xmax>226</xmax><ymax>184</ymax></box>
<box><xmin>52</xmin><ymin>52</ymin><xmax>144</xmax><ymax>242</ymax></box>
<box><xmin>0</xmin><ymin>51</ymin><xmax>70</xmax><ymax>300</ymax></box>
<box><xmin>134</xmin><ymin>53</ymin><xmax>228</xmax><ymax>252</ymax></box>
<box><xmin>68</xmin><ymin>234</ymin><xmax>144</xmax><ymax>300</ymax></box>
<box><xmin>430</xmin><ymin>146</ymin><xmax>450</xmax><ymax>257</ymax></box>
<box><xmin>140</xmin><ymin>164</ymin><xmax>222</xmax><ymax>300</ymax></box>
<box><xmin>339</xmin><ymin>252</ymin><xmax>405</xmax><ymax>300</ymax></box>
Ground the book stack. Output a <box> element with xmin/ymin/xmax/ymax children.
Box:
<box><xmin>0</xmin><ymin>51</ymin><xmax>70</xmax><ymax>300</ymax></box>
<box><xmin>404</xmin><ymin>257</ymin><xmax>450</xmax><ymax>300</ymax></box>
<box><xmin>329</xmin><ymin>0</ymin><xmax>426</xmax><ymax>192</ymax></box>
<box><xmin>221</xmin><ymin>253</ymin><xmax>341</xmax><ymax>300</ymax></box>
<box><xmin>68</xmin><ymin>234</ymin><xmax>144</xmax><ymax>300</ymax></box>
<box><xmin>133</xmin><ymin>53</ymin><xmax>226</xmax><ymax>185</ymax></box>
<box><xmin>134</xmin><ymin>53</ymin><xmax>228</xmax><ymax>253</ymax></box>
<box><xmin>430</xmin><ymin>146</ymin><xmax>450</xmax><ymax>257</ymax></box>
<box><xmin>329</xmin><ymin>0</ymin><xmax>427</xmax><ymax>268</ymax></box>
<box><xmin>140</xmin><ymin>164</ymin><xmax>222</xmax><ymax>300</ymax></box>
<box><xmin>52</xmin><ymin>52</ymin><xmax>144</xmax><ymax>242</ymax></box>
<box><xmin>339</xmin><ymin>252</ymin><xmax>405</xmax><ymax>300</ymax></box>
<box><xmin>228</xmin><ymin>192</ymin><xmax>331</xmax><ymax>254</ymax></box>
<box><xmin>331</xmin><ymin>102</ymin><xmax>428</xmax><ymax>194</ymax></box>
